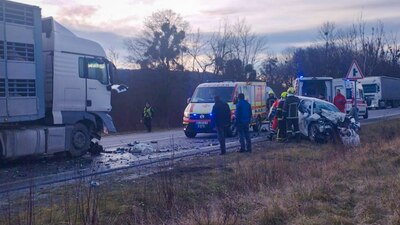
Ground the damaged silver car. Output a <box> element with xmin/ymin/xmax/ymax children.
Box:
<box><xmin>298</xmin><ymin>97</ymin><xmax>361</xmax><ymax>147</ymax></box>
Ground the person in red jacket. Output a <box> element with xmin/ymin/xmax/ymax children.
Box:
<box><xmin>333</xmin><ymin>89</ymin><xmax>346</xmax><ymax>113</ymax></box>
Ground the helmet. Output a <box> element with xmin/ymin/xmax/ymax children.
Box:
<box><xmin>268</xmin><ymin>90</ymin><xmax>274</xmax><ymax>95</ymax></box>
<box><xmin>287</xmin><ymin>87</ymin><xmax>295</xmax><ymax>94</ymax></box>
<box><xmin>281</xmin><ymin>92</ymin><xmax>287</xmax><ymax>98</ymax></box>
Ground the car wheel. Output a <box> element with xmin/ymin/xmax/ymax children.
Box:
<box><xmin>184</xmin><ymin>131</ymin><xmax>197</xmax><ymax>138</ymax></box>
<box><xmin>308</xmin><ymin>123</ymin><xmax>319</xmax><ymax>143</ymax></box>
<box><xmin>227</xmin><ymin>123</ymin><xmax>238</xmax><ymax>137</ymax></box>
<box><xmin>69</xmin><ymin>123</ymin><xmax>91</xmax><ymax>157</ymax></box>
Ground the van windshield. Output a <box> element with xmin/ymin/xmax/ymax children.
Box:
<box><xmin>301</xmin><ymin>80</ymin><xmax>327</xmax><ymax>98</ymax></box>
<box><xmin>191</xmin><ymin>87</ymin><xmax>234</xmax><ymax>103</ymax></box>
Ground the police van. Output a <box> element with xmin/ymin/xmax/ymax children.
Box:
<box><xmin>183</xmin><ymin>81</ymin><xmax>267</xmax><ymax>138</ymax></box>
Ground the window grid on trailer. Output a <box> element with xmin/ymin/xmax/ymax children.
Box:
<box><xmin>0</xmin><ymin>41</ymin><xmax>4</xmax><ymax>60</ymax></box>
<box><xmin>4</xmin><ymin>2</ymin><xmax>34</xmax><ymax>26</ymax></box>
<box><xmin>0</xmin><ymin>3</ymin><xmax>3</xmax><ymax>22</ymax></box>
<box><xmin>8</xmin><ymin>79</ymin><xmax>36</xmax><ymax>97</ymax></box>
<box><xmin>0</xmin><ymin>79</ymin><xmax>5</xmax><ymax>97</ymax></box>
<box><xmin>6</xmin><ymin>42</ymin><xmax>34</xmax><ymax>61</ymax></box>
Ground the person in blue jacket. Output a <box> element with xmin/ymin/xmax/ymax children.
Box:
<box><xmin>235</xmin><ymin>93</ymin><xmax>252</xmax><ymax>153</ymax></box>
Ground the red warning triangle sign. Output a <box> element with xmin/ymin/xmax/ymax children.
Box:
<box><xmin>345</xmin><ymin>60</ymin><xmax>364</xmax><ymax>80</ymax></box>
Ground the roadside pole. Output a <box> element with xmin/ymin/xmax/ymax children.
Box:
<box><xmin>345</xmin><ymin>60</ymin><xmax>364</xmax><ymax>120</ymax></box>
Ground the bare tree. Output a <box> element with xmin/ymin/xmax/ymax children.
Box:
<box><xmin>185</xmin><ymin>29</ymin><xmax>208</xmax><ymax>72</ymax></box>
<box><xmin>232</xmin><ymin>18</ymin><xmax>268</xmax><ymax>67</ymax></box>
<box><xmin>387</xmin><ymin>32</ymin><xmax>400</xmax><ymax>66</ymax></box>
<box><xmin>106</xmin><ymin>47</ymin><xmax>120</xmax><ymax>66</ymax></box>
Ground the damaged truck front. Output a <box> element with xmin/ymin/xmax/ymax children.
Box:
<box><xmin>0</xmin><ymin>1</ymin><xmax>126</xmax><ymax>159</ymax></box>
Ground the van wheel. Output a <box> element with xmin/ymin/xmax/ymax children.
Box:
<box><xmin>363</xmin><ymin>109</ymin><xmax>368</xmax><ymax>119</ymax></box>
<box><xmin>69</xmin><ymin>123</ymin><xmax>91</xmax><ymax>157</ymax></box>
<box><xmin>184</xmin><ymin>131</ymin><xmax>197</xmax><ymax>138</ymax></box>
<box><xmin>227</xmin><ymin>123</ymin><xmax>237</xmax><ymax>137</ymax></box>
<box><xmin>253</xmin><ymin>118</ymin><xmax>262</xmax><ymax>132</ymax></box>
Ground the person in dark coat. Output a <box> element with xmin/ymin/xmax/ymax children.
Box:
<box><xmin>212</xmin><ymin>96</ymin><xmax>231</xmax><ymax>155</ymax></box>
<box><xmin>283</xmin><ymin>87</ymin><xmax>300</xmax><ymax>142</ymax></box>
<box><xmin>235</xmin><ymin>93</ymin><xmax>252</xmax><ymax>153</ymax></box>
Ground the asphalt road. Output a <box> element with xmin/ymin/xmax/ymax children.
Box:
<box><xmin>100</xmin><ymin>107</ymin><xmax>400</xmax><ymax>148</ymax></box>
<box><xmin>1</xmin><ymin>107</ymin><xmax>400</xmax><ymax>193</ymax></box>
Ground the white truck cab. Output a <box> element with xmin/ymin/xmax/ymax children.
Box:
<box><xmin>0</xmin><ymin>1</ymin><xmax>126</xmax><ymax>159</ymax></box>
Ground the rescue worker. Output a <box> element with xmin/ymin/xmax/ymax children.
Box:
<box><xmin>142</xmin><ymin>102</ymin><xmax>154</xmax><ymax>132</ymax></box>
<box><xmin>283</xmin><ymin>87</ymin><xmax>301</xmax><ymax>142</ymax></box>
<box><xmin>276</xmin><ymin>92</ymin><xmax>287</xmax><ymax>142</ymax></box>
<box><xmin>266</xmin><ymin>90</ymin><xmax>277</xmax><ymax>113</ymax></box>
<box><xmin>211</xmin><ymin>96</ymin><xmax>231</xmax><ymax>155</ymax></box>
<box><xmin>269</xmin><ymin>92</ymin><xmax>286</xmax><ymax>140</ymax></box>
<box><xmin>333</xmin><ymin>89</ymin><xmax>346</xmax><ymax>113</ymax></box>
<box><xmin>235</xmin><ymin>93</ymin><xmax>252</xmax><ymax>153</ymax></box>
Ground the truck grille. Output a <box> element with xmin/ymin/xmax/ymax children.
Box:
<box><xmin>2</xmin><ymin>1</ymin><xmax>34</xmax><ymax>26</ymax></box>
<box><xmin>6</xmin><ymin>42</ymin><xmax>34</xmax><ymax>62</ymax></box>
<box><xmin>8</xmin><ymin>79</ymin><xmax>35</xmax><ymax>97</ymax></box>
<box><xmin>0</xmin><ymin>79</ymin><xmax>5</xmax><ymax>97</ymax></box>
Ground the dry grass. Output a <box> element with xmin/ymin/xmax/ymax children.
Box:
<box><xmin>2</xmin><ymin>119</ymin><xmax>400</xmax><ymax>225</ymax></box>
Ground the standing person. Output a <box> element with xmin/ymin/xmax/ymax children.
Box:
<box><xmin>333</xmin><ymin>89</ymin><xmax>346</xmax><ymax>113</ymax></box>
<box><xmin>266</xmin><ymin>91</ymin><xmax>277</xmax><ymax>113</ymax></box>
<box><xmin>276</xmin><ymin>92</ymin><xmax>287</xmax><ymax>142</ymax></box>
<box><xmin>284</xmin><ymin>87</ymin><xmax>300</xmax><ymax>142</ymax></box>
<box><xmin>269</xmin><ymin>92</ymin><xmax>286</xmax><ymax>140</ymax></box>
<box><xmin>235</xmin><ymin>93</ymin><xmax>252</xmax><ymax>153</ymax></box>
<box><xmin>212</xmin><ymin>96</ymin><xmax>231</xmax><ymax>155</ymax></box>
<box><xmin>142</xmin><ymin>102</ymin><xmax>154</xmax><ymax>132</ymax></box>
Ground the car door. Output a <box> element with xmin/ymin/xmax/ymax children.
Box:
<box><xmin>298</xmin><ymin>99</ymin><xmax>312</xmax><ymax>136</ymax></box>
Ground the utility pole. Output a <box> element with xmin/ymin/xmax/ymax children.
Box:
<box><xmin>325</xmin><ymin>31</ymin><xmax>328</xmax><ymax>77</ymax></box>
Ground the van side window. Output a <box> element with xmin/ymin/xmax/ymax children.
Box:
<box><xmin>79</xmin><ymin>57</ymin><xmax>109</xmax><ymax>85</ymax></box>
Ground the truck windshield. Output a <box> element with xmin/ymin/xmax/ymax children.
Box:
<box><xmin>362</xmin><ymin>84</ymin><xmax>378</xmax><ymax>93</ymax></box>
<box><xmin>191</xmin><ymin>87</ymin><xmax>234</xmax><ymax>103</ymax></box>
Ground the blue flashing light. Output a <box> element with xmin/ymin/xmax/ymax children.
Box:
<box><xmin>193</xmin><ymin>113</ymin><xmax>197</xmax><ymax>116</ymax></box>
<box><xmin>300</xmin><ymin>76</ymin><xmax>304</xmax><ymax>79</ymax></box>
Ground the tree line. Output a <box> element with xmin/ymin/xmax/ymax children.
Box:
<box><xmin>111</xmin><ymin>10</ymin><xmax>400</xmax><ymax>93</ymax></box>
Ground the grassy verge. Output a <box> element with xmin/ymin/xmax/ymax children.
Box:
<box><xmin>2</xmin><ymin>119</ymin><xmax>400</xmax><ymax>225</ymax></box>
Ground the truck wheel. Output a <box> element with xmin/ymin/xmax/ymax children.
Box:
<box><xmin>69</xmin><ymin>123</ymin><xmax>91</xmax><ymax>157</ymax></box>
<box><xmin>252</xmin><ymin>118</ymin><xmax>262</xmax><ymax>132</ymax></box>
<box><xmin>184</xmin><ymin>131</ymin><xmax>197</xmax><ymax>138</ymax></box>
<box><xmin>363</xmin><ymin>109</ymin><xmax>368</xmax><ymax>119</ymax></box>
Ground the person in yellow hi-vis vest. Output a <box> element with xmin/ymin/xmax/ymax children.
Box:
<box><xmin>142</xmin><ymin>102</ymin><xmax>155</xmax><ymax>132</ymax></box>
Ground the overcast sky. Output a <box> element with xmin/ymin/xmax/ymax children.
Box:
<box><xmin>20</xmin><ymin>0</ymin><xmax>400</xmax><ymax>67</ymax></box>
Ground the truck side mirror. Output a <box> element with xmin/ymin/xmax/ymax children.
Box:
<box><xmin>187</xmin><ymin>98</ymin><xmax>191</xmax><ymax>104</ymax></box>
<box><xmin>107</xmin><ymin>84</ymin><xmax>128</xmax><ymax>93</ymax></box>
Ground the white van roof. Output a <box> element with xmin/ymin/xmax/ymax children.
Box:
<box><xmin>198</xmin><ymin>81</ymin><xmax>265</xmax><ymax>88</ymax></box>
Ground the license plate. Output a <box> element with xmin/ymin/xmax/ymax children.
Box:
<box><xmin>196</xmin><ymin>121</ymin><xmax>208</xmax><ymax>129</ymax></box>
<box><xmin>196</xmin><ymin>121</ymin><xmax>208</xmax><ymax>125</ymax></box>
